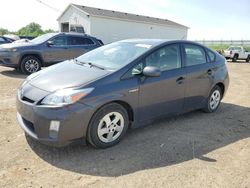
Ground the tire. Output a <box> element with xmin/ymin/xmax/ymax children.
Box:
<box><xmin>246</xmin><ymin>56</ymin><xmax>250</xmax><ymax>63</ymax></box>
<box><xmin>203</xmin><ymin>86</ymin><xmax>222</xmax><ymax>113</ymax></box>
<box><xmin>20</xmin><ymin>56</ymin><xmax>42</xmax><ymax>75</ymax></box>
<box><xmin>87</xmin><ymin>103</ymin><xmax>129</xmax><ymax>148</ymax></box>
<box><xmin>232</xmin><ymin>54</ymin><xmax>238</xmax><ymax>62</ymax></box>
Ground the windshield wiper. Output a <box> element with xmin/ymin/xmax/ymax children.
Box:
<box><xmin>73</xmin><ymin>59</ymin><xmax>105</xmax><ymax>70</ymax></box>
<box><xmin>87</xmin><ymin>62</ymin><xmax>105</xmax><ymax>70</ymax></box>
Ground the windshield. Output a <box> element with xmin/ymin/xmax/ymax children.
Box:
<box><xmin>76</xmin><ymin>41</ymin><xmax>152</xmax><ymax>70</ymax></box>
<box><xmin>31</xmin><ymin>33</ymin><xmax>57</xmax><ymax>44</ymax></box>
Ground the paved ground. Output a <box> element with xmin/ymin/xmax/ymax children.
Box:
<box><xmin>0</xmin><ymin>62</ymin><xmax>249</xmax><ymax>188</ymax></box>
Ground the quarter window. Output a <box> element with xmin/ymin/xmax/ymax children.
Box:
<box><xmin>184</xmin><ymin>44</ymin><xmax>206</xmax><ymax>66</ymax></box>
<box><xmin>145</xmin><ymin>44</ymin><xmax>181</xmax><ymax>72</ymax></box>
<box><xmin>206</xmin><ymin>50</ymin><xmax>216</xmax><ymax>62</ymax></box>
<box><xmin>70</xmin><ymin>37</ymin><xmax>94</xmax><ymax>45</ymax></box>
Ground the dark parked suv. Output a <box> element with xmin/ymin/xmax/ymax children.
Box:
<box><xmin>0</xmin><ymin>36</ymin><xmax>15</xmax><ymax>45</ymax></box>
<box><xmin>0</xmin><ymin>33</ymin><xmax>103</xmax><ymax>74</ymax></box>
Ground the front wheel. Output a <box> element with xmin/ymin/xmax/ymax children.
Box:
<box><xmin>20</xmin><ymin>56</ymin><xmax>41</xmax><ymax>75</ymax></box>
<box><xmin>203</xmin><ymin>86</ymin><xmax>222</xmax><ymax>113</ymax></box>
<box><xmin>87</xmin><ymin>103</ymin><xmax>129</xmax><ymax>148</ymax></box>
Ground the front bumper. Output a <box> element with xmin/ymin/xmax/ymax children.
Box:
<box><xmin>16</xmin><ymin>91</ymin><xmax>94</xmax><ymax>147</ymax></box>
<box><xmin>0</xmin><ymin>51</ymin><xmax>20</xmax><ymax>68</ymax></box>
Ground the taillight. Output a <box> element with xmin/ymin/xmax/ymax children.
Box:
<box><xmin>230</xmin><ymin>51</ymin><xmax>232</xmax><ymax>55</ymax></box>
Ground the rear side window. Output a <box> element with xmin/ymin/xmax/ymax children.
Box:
<box><xmin>184</xmin><ymin>44</ymin><xmax>206</xmax><ymax>66</ymax></box>
<box><xmin>206</xmin><ymin>50</ymin><xmax>216</xmax><ymax>62</ymax></box>
<box><xmin>70</xmin><ymin>37</ymin><xmax>94</xmax><ymax>45</ymax></box>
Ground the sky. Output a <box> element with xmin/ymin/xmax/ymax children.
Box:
<box><xmin>0</xmin><ymin>0</ymin><xmax>249</xmax><ymax>40</ymax></box>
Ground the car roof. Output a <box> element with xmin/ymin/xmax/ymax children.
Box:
<box><xmin>119</xmin><ymin>39</ymin><xmax>203</xmax><ymax>48</ymax></box>
<box><xmin>60</xmin><ymin>32</ymin><xmax>94</xmax><ymax>37</ymax></box>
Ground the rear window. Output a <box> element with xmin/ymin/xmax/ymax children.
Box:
<box><xmin>70</xmin><ymin>37</ymin><xmax>94</xmax><ymax>45</ymax></box>
<box><xmin>229</xmin><ymin>47</ymin><xmax>241</xmax><ymax>51</ymax></box>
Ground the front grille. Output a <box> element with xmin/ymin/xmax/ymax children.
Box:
<box><xmin>22</xmin><ymin>96</ymin><xmax>35</xmax><ymax>104</ymax></box>
<box><xmin>22</xmin><ymin>117</ymin><xmax>35</xmax><ymax>134</ymax></box>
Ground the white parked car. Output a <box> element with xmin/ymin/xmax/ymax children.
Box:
<box><xmin>223</xmin><ymin>46</ymin><xmax>250</xmax><ymax>62</ymax></box>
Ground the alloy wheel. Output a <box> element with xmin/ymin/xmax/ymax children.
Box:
<box><xmin>209</xmin><ymin>90</ymin><xmax>221</xmax><ymax>110</ymax></box>
<box><xmin>97</xmin><ymin>112</ymin><xmax>125</xmax><ymax>143</ymax></box>
<box><xmin>25</xmin><ymin>59</ymin><xmax>40</xmax><ymax>73</ymax></box>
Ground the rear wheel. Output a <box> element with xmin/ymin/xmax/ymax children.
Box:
<box><xmin>203</xmin><ymin>86</ymin><xmax>222</xmax><ymax>113</ymax></box>
<box><xmin>20</xmin><ymin>56</ymin><xmax>41</xmax><ymax>75</ymax></box>
<box><xmin>87</xmin><ymin>103</ymin><xmax>129</xmax><ymax>148</ymax></box>
<box><xmin>246</xmin><ymin>56</ymin><xmax>250</xmax><ymax>63</ymax></box>
<box><xmin>232</xmin><ymin>54</ymin><xmax>238</xmax><ymax>62</ymax></box>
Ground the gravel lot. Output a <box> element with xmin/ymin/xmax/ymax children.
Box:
<box><xmin>0</xmin><ymin>62</ymin><xmax>249</xmax><ymax>188</ymax></box>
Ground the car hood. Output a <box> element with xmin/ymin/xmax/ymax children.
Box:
<box><xmin>0</xmin><ymin>42</ymin><xmax>35</xmax><ymax>49</ymax></box>
<box><xmin>28</xmin><ymin>60</ymin><xmax>111</xmax><ymax>92</ymax></box>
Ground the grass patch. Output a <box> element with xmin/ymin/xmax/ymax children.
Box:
<box><xmin>207</xmin><ymin>44</ymin><xmax>250</xmax><ymax>51</ymax></box>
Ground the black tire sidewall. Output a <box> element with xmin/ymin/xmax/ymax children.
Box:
<box><xmin>246</xmin><ymin>56</ymin><xmax>250</xmax><ymax>63</ymax></box>
<box><xmin>232</xmin><ymin>54</ymin><xmax>238</xmax><ymax>62</ymax></box>
<box><xmin>205</xmin><ymin>86</ymin><xmax>222</xmax><ymax>113</ymax></box>
<box><xmin>20</xmin><ymin>56</ymin><xmax>41</xmax><ymax>75</ymax></box>
<box><xmin>87</xmin><ymin>103</ymin><xmax>129</xmax><ymax>148</ymax></box>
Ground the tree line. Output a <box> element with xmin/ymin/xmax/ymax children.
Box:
<box><xmin>0</xmin><ymin>22</ymin><xmax>57</xmax><ymax>37</ymax></box>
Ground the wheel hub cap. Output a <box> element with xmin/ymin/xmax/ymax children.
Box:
<box><xmin>97</xmin><ymin>112</ymin><xmax>124</xmax><ymax>143</ymax></box>
<box><xmin>25</xmin><ymin>59</ymin><xmax>39</xmax><ymax>73</ymax></box>
<box><xmin>210</xmin><ymin>90</ymin><xmax>221</xmax><ymax>110</ymax></box>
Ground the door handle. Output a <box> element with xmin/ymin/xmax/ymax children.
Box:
<box><xmin>176</xmin><ymin>77</ymin><xmax>185</xmax><ymax>84</ymax></box>
<box><xmin>207</xmin><ymin>69</ymin><xmax>212</xmax><ymax>75</ymax></box>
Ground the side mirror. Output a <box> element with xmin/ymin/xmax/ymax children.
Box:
<box><xmin>47</xmin><ymin>41</ymin><xmax>54</xmax><ymax>47</ymax></box>
<box><xmin>143</xmin><ymin>66</ymin><xmax>161</xmax><ymax>77</ymax></box>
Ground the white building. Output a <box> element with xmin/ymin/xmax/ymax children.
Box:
<box><xmin>57</xmin><ymin>4</ymin><xmax>188</xmax><ymax>44</ymax></box>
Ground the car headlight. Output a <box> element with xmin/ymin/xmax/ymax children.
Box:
<box><xmin>0</xmin><ymin>48</ymin><xmax>17</xmax><ymax>52</ymax></box>
<box><xmin>41</xmin><ymin>88</ymin><xmax>94</xmax><ymax>106</ymax></box>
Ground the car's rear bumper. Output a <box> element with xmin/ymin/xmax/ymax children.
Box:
<box><xmin>16</xmin><ymin>90</ymin><xmax>94</xmax><ymax>147</ymax></box>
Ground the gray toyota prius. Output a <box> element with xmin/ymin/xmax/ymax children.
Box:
<box><xmin>16</xmin><ymin>39</ymin><xmax>229</xmax><ymax>148</ymax></box>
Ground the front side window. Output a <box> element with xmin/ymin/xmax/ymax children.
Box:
<box><xmin>52</xmin><ymin>36</ymin><xmax>67</xmax><ymax>46</ymax></box>
<box><xmin>123</xmin><ymin>44</ymin><xmax>181</xmax><ymax>79</ymax></box>
<box><xmin>145</xmin><ymin>44</ymin><xmax>181</xmax><ymax>71</ymax></box>
<box><xmin>70</xmin><ymin>37</ymin><xmax>94</xmax><ymax>45</ymax></box>
<box><xmin>184</xmin><ymin>44</ymin><xmax>206</xmax><ymax>66</ymax></box>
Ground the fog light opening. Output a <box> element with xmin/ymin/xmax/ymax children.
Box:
<box><xmin>49</xmin><ymin>121</ymin><xmax>60</xmax><ymax>139</ymax></box>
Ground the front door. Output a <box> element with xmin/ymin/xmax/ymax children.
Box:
<box><xmin>138</xmin><ymin>44</ymin><xmax>186</xmax><ymax>122</ymax></box>
<box><xmin>43</xmin><ymin>35</ymin><xmax>70</xmax><ymax>63</ymax></box>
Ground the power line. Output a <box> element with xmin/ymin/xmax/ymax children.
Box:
<box><xmin>35</xmin><ymin>0</ymin><xmax>62</xmax><ymax>13</ymax></box>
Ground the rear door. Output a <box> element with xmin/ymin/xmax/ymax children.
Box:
<box><xmin>68</xmin><ymin>36</ymin><xmax>96</xmax><ymax>59</ymax></box>
<box><xmin>138</xmin><ymin>43</ymin><xmax>186</xmax><ymax>122</ymax></box>
<box><xmin>182</xmin><ymin>43</ymin><xmax>215</xmax><ymax>111</ymax></box>
<box><xmin>43</xmin><ymin>35</ymin><xmax>70</xmax><ymax>63</ymax></box>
